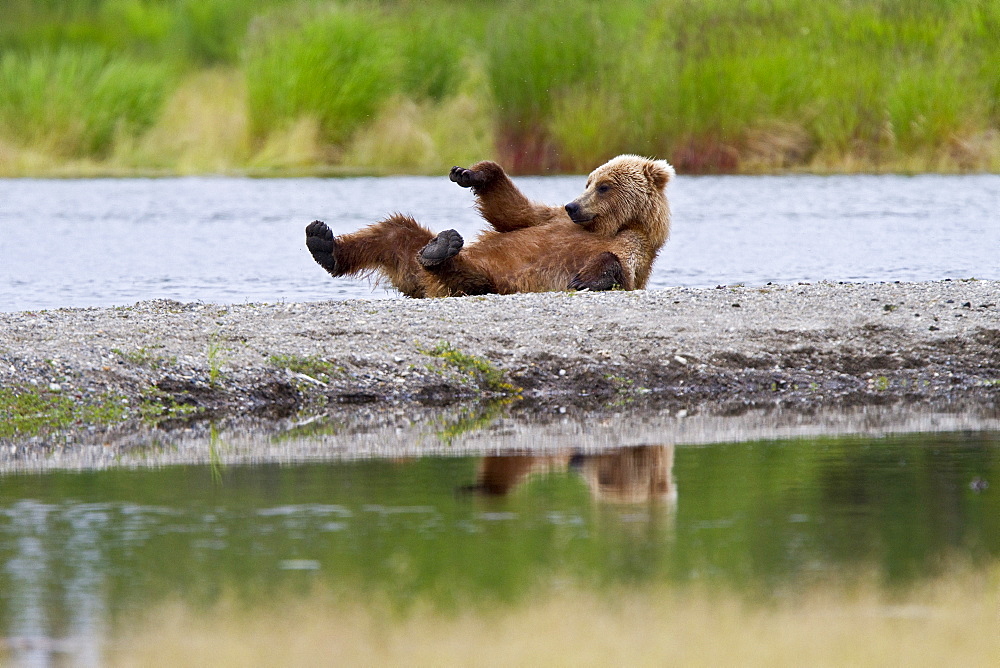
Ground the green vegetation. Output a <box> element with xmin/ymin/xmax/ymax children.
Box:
<box><xmin>0</xmin><ymin>380</ymin><xmax>209</xmax><ymax>437</ymax></box>
<box><xmin>2</xmin><ymin>0</ymin><xmax>999</xmax><ymax>174</ymax></box>
<box><xmin>423</xmin><ymin>341</ymin><xmax>520</xmax><ymax>395</ymax></box>
<box><xmin>432</xmin><ymin>398</ymin><xmax>514</xmax><ymax>444</ymax></box>
<box><xmin>111</xmin><ymin>345</ymin><xmax>170</xmax><ymax>369</ymax></box>
<box><xmin>137</xmin><ymin>386</ymin><xmax>203</xmax><ymax>422</ymax></box>
<box><xmin>268</xmin><ymin>353</ymin><xmax>341</xmax><ymax>382</ymax></box>
<box><xmin>244</xmin><ymin>7</ymin><xmax>396</xmax><ymax>146</ymax></box>
<box><xmin>0</xmin><ymin>47</ymin><xmax>170</xmax><ymax>158</ymax></box>
<box><xmin>206</xmin><ymin>338</ymin><xmax>229</xmax><ymax>387</ymax></box>
<box><xmin>0</xmin><ymin>385</ymin><xmax>129</xmax><ymax>437</ymax></box>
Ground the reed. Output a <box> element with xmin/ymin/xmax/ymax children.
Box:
<box><xmin>243</xmin><ymin>6</ymin><xmax>399</xmax><ymax>145</ymax></box>
<box><xmin>0</xmin><ymin>47</ymin><xmax>170</xmax><ymax>158</ymax></box>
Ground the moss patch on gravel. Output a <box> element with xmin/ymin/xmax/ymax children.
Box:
<box><xmin>423</xmin><ymin>342</ymin><xmax>521</xmax><ymax>396</ymax></box>
<box><xmin>0</xmin><ymin>386</ymin><xmax>130</xmax><ymax>437</ymax></box>
<box><xmin>268</xmin><ymin>354</ymin><xmax>343</xmax><ymax>382</ymax></box>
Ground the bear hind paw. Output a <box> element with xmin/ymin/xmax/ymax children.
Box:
<box><xmin>306</xmin><ymin>220</ymin><xmax>340</xmax><ymax>275</ymax></box>
<box><xmin>418</xmin><ymin>229</ymin><xmax>464</xmax><ymax>267</ymax></box>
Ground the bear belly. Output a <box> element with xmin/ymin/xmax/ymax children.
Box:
<box><xmin>465</xmin><ymin>225</ymin><xmax>609</xmax><ymax>294</ymax></box>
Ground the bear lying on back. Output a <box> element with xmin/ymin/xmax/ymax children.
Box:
<box><xmin>305</xmin><ymin>154</ymin><xmax>675</xmax><ymax>298</ymax></box>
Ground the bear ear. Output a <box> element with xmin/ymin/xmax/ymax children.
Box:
<box><xmin>644</xmin><ymin>160</ymin><xmax>675</xmax><ymax>190</ymax></box>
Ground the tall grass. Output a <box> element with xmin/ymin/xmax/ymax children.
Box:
<box><xmin>0</xmin><ymin>47</ymin><xmax>169</xmax><ymax>157</ymax></box>
<box><xmin>244</xmin><ymin>6</ymin><xmax>398</xmax><ymax>145</ymax></box>
<box><xmin>0</xmin><ymin>0</ymin><xmax>283</xmax><ymax>66</ymax></box>
<box><xmin>1</xmin><ymin>0</ymin><xmax>999</xmax><ymax>174</ymax></box>
<box><xmin>500</xmin><ymin>0</ymin><xmax>1000</xmax><ymax>171</ymax></box>
<box><xmin>243</xmin><ymin>4</ymin><xmax>474</xmax><ymax>147</ymax></box>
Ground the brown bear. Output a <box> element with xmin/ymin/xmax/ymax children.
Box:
<box><xmin>305</xmin><ymin>154</ymin><xmax>674</xmax><ymax>298</ymax></box>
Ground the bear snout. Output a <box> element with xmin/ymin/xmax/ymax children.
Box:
<box><xmin>565</xmin><ymin>201</ymin><xmax>593</xmax><ymax>224</ymax></box>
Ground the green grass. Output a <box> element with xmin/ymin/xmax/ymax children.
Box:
<box><xmin>0</xmin><ymin>46</ymin><xmax>170</xmax><ymax>157</ymax></box>
<box><xmin>111</xmin><ymin>346</ymin><xmax>171</xmax><ymax>369</ymax></box>
<box><xmin>206</xmin><ymin>337</ymin><xmax>229</xmax><ymax>387</ymax></box>
<box><xmin>2</xmin><ymin>0</ymin><xmax>999</xmax><ymax>174</ymax></box>
<box><xmin>244</xmin><ymin>6</ymin><xmax>399</xmax><ymax>145</ymax></box>
<box><xmin>137</xmin><ymin>386</ymin><xmax>203</xmax><ymax>423</ymax></box>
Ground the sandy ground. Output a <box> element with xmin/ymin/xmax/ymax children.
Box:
<box><xmin>1</xmin><ymin>280</ymin><xmax>998</xmax><ymax>469</ymax></box>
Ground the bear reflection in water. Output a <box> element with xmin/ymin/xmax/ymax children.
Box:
<box><xmin>464</xmin><ymin>445</ymin><xmax>676</xmax><ymax>507</ymax></box>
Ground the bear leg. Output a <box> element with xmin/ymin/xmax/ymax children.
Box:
<box><xmin>449</xmin><ymin>164</ymin><xmax>496</xmax><ymax>191</ymax></box>
<box><xmin>450</xmin><ymin>161</ymin><xmax>563</xmax><ymax>233</ymax></box>
<box><xmin>569</xmin><ymin>252</ymin><xmax>629</xmax><ymax>291</ymax></box>
<box><xmin>306</xmin><ymin>215</ymin><xmax>435</xmax><ymax>298</ymax></box>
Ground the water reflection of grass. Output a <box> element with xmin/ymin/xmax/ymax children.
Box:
<box><xmin>106</xmin><ymin>567</ymin><xmax>1000</xmax><ymax>667</ymax></box>
<box><xmin>432</xmin><ymin>398</ymin><xmax>514</xmax><ymax>445</ymax></box>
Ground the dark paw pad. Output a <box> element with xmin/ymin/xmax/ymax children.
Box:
<box><xmin>305</xmin><ymin>220</ymin><xmax>339</xmax><ymax>274</ymax></box>
<box><xmin>418</xmin><ymin>229</ymin><xmax>464</xmax><ymax>267</ymax></box>
<box><xmin>449</xmin><ymin>166</ymin><xmax>488</xmax><ymax>189</ymax></box>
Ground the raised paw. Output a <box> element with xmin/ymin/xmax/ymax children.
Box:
<box><xmin>418</xmin><ymin>229</ymin><xmax>464</xmax><ymax>267</ymax></box>
<box><xmin>449</xmin><ymin>166</ymin><xmax>489</xmax><ymax>189</ymax></box>
<box><xmin>305</xmin><ymin>220</ymin><xmax>339</xmax><ymax>274</ymax></box>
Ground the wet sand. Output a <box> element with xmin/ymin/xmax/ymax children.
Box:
<box><xmin>1</xmin><ymin>280</ymin><xmax>998</xmax><ymax>468</ymax></box>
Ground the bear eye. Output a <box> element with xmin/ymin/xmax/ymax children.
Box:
<box><xmin>597</xmin><ymin>183</ymin><xmax>612</xmax><ymax>195</ymax></box>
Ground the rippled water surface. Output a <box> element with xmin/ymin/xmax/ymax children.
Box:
<box><xmin>1</xmin><ymin>431</ymin><xmax>997</xmax><ymax>663</ymax></box>
<box><xmin>1</xmin><ymin>174</ymin><xmax>998</xmax><ymax>311</ymax></box>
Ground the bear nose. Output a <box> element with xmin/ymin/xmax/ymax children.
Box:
<box><xmin>565</xmin><ymin>201</ymin><xmax>579</xmax><ymax>217</ymax></box>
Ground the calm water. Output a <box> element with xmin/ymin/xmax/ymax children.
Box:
<box><xmin>1</xmin><ymin>431</ymin><xmax>997</xmax><ymax>662</ymax></box>
<box><xmin>1</xmin><ymin>174</ymin><xmax>998</xmax><ymax>312</ymax></box>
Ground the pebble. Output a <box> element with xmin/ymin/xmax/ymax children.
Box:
<box><xmin>0</xmin><ymin>280</ymin><xmax>997</xmax><ymax>432</ymax></box>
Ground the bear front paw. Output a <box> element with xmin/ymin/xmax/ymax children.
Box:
<box><xmin>418</xmin><ymin>229</ymin><xmax>464</xmax><ymax>267</ymax></box>
<box><xmin>449</xmin><ymin>166</ymin><xmax>489</xmax><ymax>189</ymax></box>
<box><xmin>570</xmin><ymin>252</ymin><xmax>626</xmax><ymax>291</ymax></box>
<box><xmin>306</xmin><ymin>220</ymin><xmax>339</xmax><ymax>274</ymax></box>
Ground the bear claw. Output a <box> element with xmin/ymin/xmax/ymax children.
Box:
<box><xmin>306</xmin><ymin>220</ymin><xmax>339</xmax><ymax>274</ymax></box>
<box><xmin>418</xmin><ymin>229</ymin><xmax>464</xmax><ymax>267</ymax></box>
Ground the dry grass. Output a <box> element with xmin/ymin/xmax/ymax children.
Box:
<box><xmin>105</xmin><ymin>568</ymin><xmax>1000</xmax><ymax>667</ymax></box>
<box><xmin>0</xmin><ymin>68</ymin><xmax>251</xmax><ymax>177</ymax></box>
<box><xmin>342</xmin><ymin>65</ymin><xmax>496</xmax><ymax>175</ymax></box>
<box><xmin>126</xmin><ymin>69</ymin><xmax>251</xmax><ymax>174</ymax></box>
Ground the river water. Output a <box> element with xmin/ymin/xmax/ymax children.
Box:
<box><xmin>1</xmin><ymin>431</ymin><xmax>997</xmax><ymax>663</ymax></box>
<box><xmin>1</xmin><ymin>174</ymin><xmax>998</xmax><ymax>312</ymax></box>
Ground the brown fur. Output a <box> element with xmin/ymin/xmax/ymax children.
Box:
<box><xmin>464</xmin><ymin>446</ymin><xmax>676</xmax><ymax>505</ymax></box>
<box><xmin>305</xmin><ymin>154</ymin><xmax>674</xmax><ymax>298</ymax></box>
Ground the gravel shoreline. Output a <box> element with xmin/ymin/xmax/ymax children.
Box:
<box><xmin>1</xmin><ymin>280</ymin><xmax>998</xmax><ymax>459</ymax></box>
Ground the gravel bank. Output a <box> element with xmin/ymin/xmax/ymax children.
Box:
<box><xmin>1</xmin><ymin>280</ymin><xmax>998</xmax><ymax>455</ymax></box>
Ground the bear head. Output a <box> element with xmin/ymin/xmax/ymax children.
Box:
<box><xmin>564</xmin><ymin>154</ymin><xmax>674</xmax><ymax>247</ymax></box>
